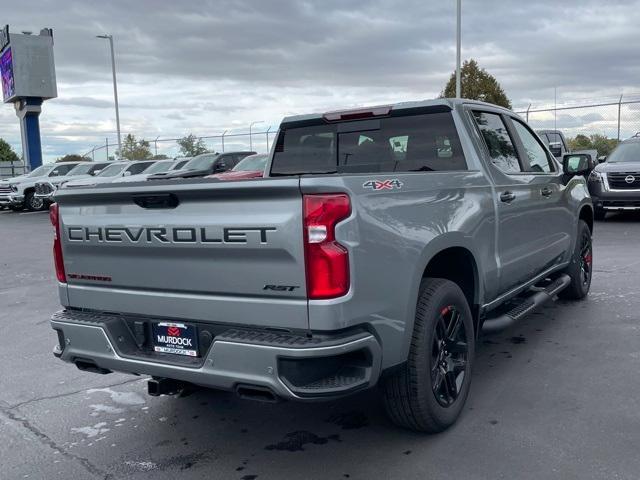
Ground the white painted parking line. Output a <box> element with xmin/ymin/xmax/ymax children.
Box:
<box><xmin>19</xmin><ymin>210</ymin><xmax>49</xmax><ymax>215</ymax></box>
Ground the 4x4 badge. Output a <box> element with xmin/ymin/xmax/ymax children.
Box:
<box><xmin>363</xmin><ymin>179</ymin><xmax>403</xmax><ymax>191</ymax></box>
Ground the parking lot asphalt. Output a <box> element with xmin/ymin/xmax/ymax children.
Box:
<box><xmin>1</xmin><ymin>209</ymin><xmax>640</xmax><ymax>480</ymax></box>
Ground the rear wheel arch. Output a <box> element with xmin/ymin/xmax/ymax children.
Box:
<box><xmin>420</xmin><ymin>246</ymin><xmax>480</xmax><ymax>333</ymax></box>
<box><xmin>579</xmin><ymin>204</ymin><xmax>594</xmax><ymax>233</ymax></box>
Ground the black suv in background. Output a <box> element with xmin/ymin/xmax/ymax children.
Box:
<box><xmin>148</xmin><ymin>151</ymin><xmax>256</xmax><ymax>180</ymax></box>
<box><xmin>587</xmin><ymin>135</ymin><xmax>640</xmax><ymax>219</ymax></box>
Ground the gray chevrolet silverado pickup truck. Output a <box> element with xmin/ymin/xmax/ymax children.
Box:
<box><xmin>49</xmin><ymin>99</ymin><xmax>593</xmax><ymax>432</ymax></box>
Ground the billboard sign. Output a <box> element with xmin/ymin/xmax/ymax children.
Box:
<box><xmin>0</xmin><ymin>47</ymin><xmax>14</xmax><ymax>101</ymax></box>
<box><xmin>0</xmin><ymin>25</ymin><xmax>9</xmax><ymax>51</ymax></box>
<box><xmin>0</xmin><ymin>28</ymin><xmax>57</xmax><ymax>103</ymax></box>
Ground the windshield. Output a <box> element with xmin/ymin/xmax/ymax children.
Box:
<box><xmin>27</xmin><ymin>165</ymin><xmax>50</xmax><ymax>178</ymax></box>
<box><xmin>97</xmin><ymin>163</ymin><xmax>126</xmax><ymax>177</ymax></box>
<box><xmin>607</xmin><ymin>142</ymin><xmax>640</xmax><ymax>163</ymax></box>
<box><xmin>142</xmin><ymin>160</ymin><xmax>174</xmax><ymax>174</ymax></box>
<box><xmin>185</xmin><ymin>154</ymin><xmax>217</xmax><ymax>171</ymax></box>
<box><xmin>172</xmin><ymin>160</ymin><xmax>189</xmax><ymax>170</ymax></box>
<box><xmin>233</xmin><ymin>154</ymin><xmax>268</xmax><ymax>172</ymax></box>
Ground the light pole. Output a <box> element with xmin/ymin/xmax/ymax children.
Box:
<box><xmin>455</xmin><ymin>0</ymin><xmax>462</xmax><ymax>98</ymax></box>
<box><xmin>96</xmin><ymin>34</ymin><xmax>122</xmax><ymax>155</ymax></box>
<box><xmin>249</xmin><ymin>120</ymin><xmax>264</xmax><ymax>151</ymax></box>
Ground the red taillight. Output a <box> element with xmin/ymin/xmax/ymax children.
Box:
<box><xmin>303</xmin><ymin>194</ymin><xmax>351</xmax><ymax>299</ymax></box>
<box><xmin>49</xmin><ymin>203</ymin><xmax>66</xmax><ymax>283</ymax></box>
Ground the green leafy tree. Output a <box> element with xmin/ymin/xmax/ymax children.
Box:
<box><xmin>441</xmin><ymin>59</ymin><xmax>512</xmax><ymax>109</ymax></box>
<box><xmin>152</xmin><ymin>154</ymin><xmax>169</xmax><ymax>160</ymax></box>
<box><xmin>568</xmin><ymin>134</ymin><xmax>620</xmax><ymax>157</ymax></box>
<box><xmin>117</xmin><ymin>134</ymin><xmax>152</xmax><ymax>160</ymax></box>
<box><xmin>56</xmin><ymin>154</ymin><xmax>91</xmax><ymax>163</ymax></box>
<box><xmin>177</xmin><ymin>134</ymin><xmax>208</xmax><ymax>157</ymax></box>
<box><xmin>0</xmin><ymin>138</ymin><xmax>20</xmax><ymax>162</ymax></box>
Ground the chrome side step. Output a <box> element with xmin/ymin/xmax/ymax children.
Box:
<box><xmin>481</xmin><ymin>274</ymin><xmax>571</xmax><ymax>333</ymax></box>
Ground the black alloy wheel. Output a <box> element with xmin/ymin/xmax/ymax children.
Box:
<box><xmin>431</xmin><ymin>305</ymin><xmax>469</xmax><ymax>408</ymax></box>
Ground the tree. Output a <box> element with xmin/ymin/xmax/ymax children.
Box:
<box><xmin>56</xmin><ymin>154</ymin><xmax>90</xmax><ymax>163</ymax></box>
<box><xmin>177</xmin><ymin>134</ymin><xmax>208</xmax><ymax>157</ymax></box>
<box><xmin>568</xmin><ymin>134</ymin><xmax>620</xmax><ymax>157</ymax></box>
<box><xmin>441</xmin><ymin>59</ymin><xmax>512</xmax><ymax>109</ymax></box>
<box><xmin>0</xmin><ymin>138</ymin><xmax>19</xmax><ymax>162</ymax></box>
<box><xmin>117</xmin><ymin>134</ymin><xmax>152</xmax><ymax>160</ymax></box>
<box><xmin>151</xmin><ymin>154</ymin><xmax>169</xmax><ymax>160</ymax></box>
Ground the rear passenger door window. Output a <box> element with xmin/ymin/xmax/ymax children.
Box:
<box><xmin>511</xmin><ymin>120</ymin><xmax>555</xmax><ymax>173</ymax></box>
<box><xmin>472</xmin><ymin>111</ymin><xmax>522</xmax><ymax>173</ymax></box>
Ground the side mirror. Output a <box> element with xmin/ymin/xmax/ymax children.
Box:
<box><xmin>563</xmin><ymin>153</ymin><xmax>592</xmax><ymax>176</ymax></box>
<box><xmin>213</xmin><ymin>162</ymin><xmax>227</xmax><ymax>173</ymax></box>
<box><xmin>123</xmin><ymin>171</ymin><xmax>132</xmax><ymax>177</ymax></box>
<box><xmin>91</xmin><ymin>169</ymin><xmax>102</xmax><ymax>176</ymax></box>
<box><xmin>598</xmin><ymin>156</ymin><xmax>607</xmax><ymax>163</ymax></box>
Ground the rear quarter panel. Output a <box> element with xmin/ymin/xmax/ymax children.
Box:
<box><xmin>300</xmin><ymin>168</ymin><xmax>496</xmax><ymax>368</ymax></box>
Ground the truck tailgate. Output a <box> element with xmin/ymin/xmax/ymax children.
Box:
<box><xmin>55</xmin><ymin>178</ymin><xmax>308</xmax><ymax>330</ymax></box>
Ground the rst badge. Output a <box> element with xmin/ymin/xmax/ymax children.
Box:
<box><xmin>363</xmin><ymin>179</ymin><xmax>403</xmax><ymax>191</ymax></box>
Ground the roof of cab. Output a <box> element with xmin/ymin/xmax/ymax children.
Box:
<box><xmin>280</xmin><ymin>98</ymin><xmax>514</xmax><ymax>126</ymax></box>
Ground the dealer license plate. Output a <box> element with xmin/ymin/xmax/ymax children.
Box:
<box><xmin>152</xmin><ymin>322</ymin><xmax>198</xmax><ymax>357</ymax></box>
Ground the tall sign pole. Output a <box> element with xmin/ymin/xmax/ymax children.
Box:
<box><xmin>97</xmin><ymin>35</ymin><xmax>122</xmax><ymax>155</ymax></box>
<box><xmin>0</xmin><ymin>26</ymin><xmax>57</xmax><ymax>170</ymax></box>
<box><xmin>456</xmin><ymin>0</ymin><xmax>462</xmax><ymax>98</ymax></box>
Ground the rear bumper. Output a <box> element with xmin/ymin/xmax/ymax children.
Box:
<box><xmin>51</xmin><ymin>309</ymin><xmax>382</xmax><ymax>400</ymax></box>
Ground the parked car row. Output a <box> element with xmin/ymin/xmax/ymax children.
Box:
<box><xmin>0</xmin><ymin>152</ymin><xmax>266</xmax><ymax>211</ymax></box>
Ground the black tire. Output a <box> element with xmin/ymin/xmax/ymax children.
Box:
<box><xmin>382</xmin><ymin>278</ymin><xmax>474</xmax><ymax>433</ymax></box>
<box><xmin>559</xmin><ymin>220</ymin><xmax>592</xmax><ymax>300</ymax></box>
<box><xmin>594</xmin><ymin>207</ymin><xmax>606</xmax><ymax>221</ymax></box>
<box><xmin>25</xmin><ymin>190</ymin><xmax>45</xmax><ymax>212</ymax></box>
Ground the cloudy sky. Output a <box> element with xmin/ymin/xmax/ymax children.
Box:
<box><xmin>2</xmin><ymin>0</ymin><xmax>640</xmax><ymax>162</ymax></box>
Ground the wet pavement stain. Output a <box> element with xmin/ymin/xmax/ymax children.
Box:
<box><xmin>403</xmin><ymin>450</ymin><xmax>412</xmax><ymax>455</ymax></box>
<box><xmin>241</xmin><ymin>475</ymin><xmax>258</xmax><ymax>480</ymax></box>
<box><xmin>265</xmin><ymin>430</ymin><xmax>341</xmax><ymax>452</ymax></box>
<box><xmin>325</xmin><ymin>411</ymin><xmax>369</xmax><ymax>430</ymax></box>
<box><xmin>489</xmin><ymin>420</ymin><xmax>499</xmax><ymax>425</ymax></box>
<box><xmin>509</xmin><ymin>336</ymin><xmax>527</xmax><ymax>344</ymax></box>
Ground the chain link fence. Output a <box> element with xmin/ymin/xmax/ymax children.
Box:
<box><xmin>82</xmin><ymin>128</ymin><xmax>277</xmax><ymax>162</ymax></box>
<box><xmin>515</xmin><ymin>94</ymin><xmax>640</xmax><ymax>142</ymax></box>
<box><xmin>0</xmin><ymin>161</ymin><xmax>26</xmax><ymax>179</ymax></box>
<box><xmin>71</xmin><ymin>94</ymin><xmax>640</xmax><ymax>162</ymax></box>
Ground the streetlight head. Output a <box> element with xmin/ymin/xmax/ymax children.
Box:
<box><xmin>96</xmin><ymin>34</ymin><xmax>111</xmax><ymax>39</ymax></box>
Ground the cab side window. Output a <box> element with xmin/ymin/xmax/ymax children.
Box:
<box><xmin>511</xmin><ymin>120</ymin><xmax>555</xmax><ymax>173</ymax></box>
<box><xmin>472</xmin><ymin>111</ymin><xmax>522</xmax><ymax>173</ymax></box>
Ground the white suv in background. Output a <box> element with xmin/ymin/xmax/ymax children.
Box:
<box><xmin>35</xmin><ymin>161</ymin><xmax>111</xmax><ymax>205</ymax></box>
<box><xmin>0</xmin><ymin>162</ymin><xmax>82</xmax><ymax>211</ymax></box>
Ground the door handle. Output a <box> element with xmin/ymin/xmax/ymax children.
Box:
<box><xmin>500</xmin><ymin>191</ymin><xmax>516</xmax><ymax>203</ymax></box>
<box><xmin>541</xmin><ymin>186</ymin><xmax>553</xmax><ymax>197</ymax></box>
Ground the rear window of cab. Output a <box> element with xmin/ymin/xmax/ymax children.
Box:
<box><xmin>271</xmin><ymin>111</ymin><xmax>467</xmax><ymax>175</ymax></box>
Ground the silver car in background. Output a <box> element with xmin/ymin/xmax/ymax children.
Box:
<box><xmin>111</xmin><ymin>159</ymin><xmax>184</xmax><ymax>183</ymax></box>
<box><xmin>62</xmin><ymin>160</ymin><xmax>157</xmax><ymax>188</ymax></box>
